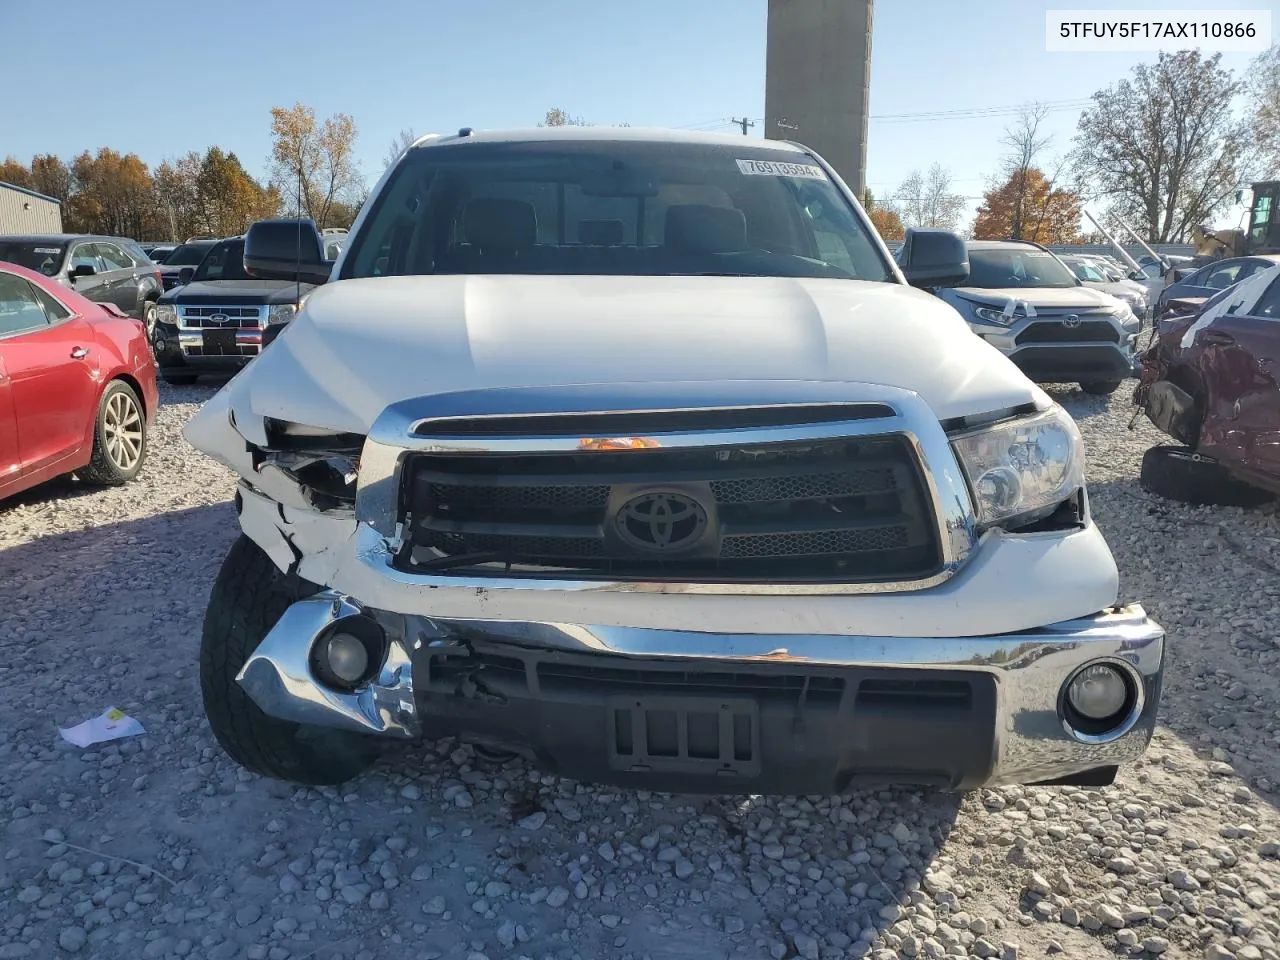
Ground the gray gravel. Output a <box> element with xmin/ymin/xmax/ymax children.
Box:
<box><xmin>2</xmin><ymin>381</ymin><xmax>1280</xmax><ymax>960</ymax></box>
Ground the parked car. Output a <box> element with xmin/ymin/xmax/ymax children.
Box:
<box><xmin>1135</xmin><ymin>264</ymin><xmax>1280</xmax><ymax>506</ymax></box>
<box><xmin>929</xmin><ymin>240</ymin><xmax>1141</xmax><ymax>395</ymax></box>
<box><xmin>150</xmin><ymin>230</ymin><xmax>318</xmax><ymax>385</ymax></box>
<box><xmin>1153</xmin><ymin>255</ymin><xmax>1280</xmax><ymax>319</ymax></box>
<box><xmin>183</xmin><ymin>128</ymin><xmax>1163</xmax><ymax>794</ymax></box>
<box><xmin>1059</xmin><ymin>255</ymin><xmax>1150</xmax><ymax>319</ymax></box>
<box><xmin>0</xmin><ymin>234</ymin><xmax>163</xmax><ymax>322</ymax></box>
<box><xmin>144</xmin><ymin>244</ymin><xmax>177</xmax><ymax>264</ymax></box>
<box><xmin>155</xmin><ymin>239</ymin><xmax>221</xmax><ymax>293</ymax></box>
<box><xmin>0</xmin><ymin>261</ymin><xmax>157</xmax><ymax>500</ymax></box>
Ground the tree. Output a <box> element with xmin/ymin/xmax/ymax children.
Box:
<box><xmin>65</xmin><ymin>149</ymin><xmax>154</xmax><ymax>237</ymax></box>
<box><xmin>1073</xmin><ymin>50</ymin><xmax>1250</xmax><ymax>242</ymax></box>
<box><xmin>269</xmin><ymin>103</ymin><xmax>362</xmax><ymax>228</ymax></box>
<box><xmin>540</xmin><ymin>108</ymin><xmax>589</xmax><ymax>127</ymax></box>
<box><xmin>998</xmin><ymin>104</ymin><xmax>1051</xmax><ymax>240</ymax></box>
<box><xmin>153</xmin><ymin>153</ymin><xmax>202</xmax><ymax>240</ymax></box>
<box><xmin>0</xmin><ymin>156</ymin><xmax>33</xmax><ymax>189</ymax></box>
<box><xmin>892</xmin><ymin>163</ymin><xmax>965</xmax><ymax>231</ymax></box>
<box><xmin>1249</xmin><ymin>44</ymin><xmax>1280</xmax><ymax>176</ymax></box>
<box><xmin>384</xmin><ymin>128</ymin><xmax>418</xmax><ymax>168</ymax></box>
<box><xmin>867</xmin><ymin>206</ymin><xmax>905</xmax><ymax>242</ymax></box>
<box><xmin>972</xmin><ymin>167</ymin><xmax>1081</xmax><ymax>243</ymax></box>
<box><xmin>194</xmin><ymin>148</ymin><xmax>280</xmax><ymax>236</ymax></box>
<box><xmin>30</xmin><ymin>155</ymin><xmax>71</xmax><ymax>202</ymax></box>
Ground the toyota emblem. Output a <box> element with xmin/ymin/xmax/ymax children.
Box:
<box><xmin>209</xmin><ymin>313</ymin><xmax>230</xmax><ymax>324</ymax></box>
<box><xmin>1062</xmin><ymin>314</ymin><xmax>1081</xmax><ymax>328</ymax></box>
<box><xmin>613</xmin><ymin>492</ymin><xmax>708</xmax><ymax>553</ymax></box>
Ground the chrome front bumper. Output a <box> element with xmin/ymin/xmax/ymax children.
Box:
<box><xmin>236</xmin><ymin>593</ymin><xmax>1164</xmax><ymax>789</ymax></box>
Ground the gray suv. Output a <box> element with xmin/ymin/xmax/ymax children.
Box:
<box><xmin>0</xmin><ymin>234</ymin><xmax>162</xmax><ymax>320</ymax></box>
<box><xmin>930</xmin><ymin>240</ymin><xmax>1141</xmax><ymax>395</ymax></box>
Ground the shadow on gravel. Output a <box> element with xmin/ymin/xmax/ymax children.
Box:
<box><xmin>1043</xmin><ymin>382</ymin><xmax>1134</xmax><ymax>423</ymax></box>
<box><xmin>1087</xmin><ymin>475</ymin><xmax>1280</xmax><ymax>815</ymax></box>
<box><xmin>0</xmin><ymin>474</ymin><xmax>113</xmax><ymax>510</ymax></box>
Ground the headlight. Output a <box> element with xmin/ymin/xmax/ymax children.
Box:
<box><xmin>950</xmin><ymin>406</ymin><xmax>1085</xmax><ymax>528</ymax></box>
<box><xmin>268</xmin><ymin>303</ymin><xmax>300</xmax><ymax>324</ymax></box>
<box><xmin>972</xmin><ymin>305</ymin><xmax>1021</xmax><ymax>326</ymax></box>
<box><xmin>153</xmin><ymin>303</ymin><xmax>177</xmax><ymax>325</ymax></box>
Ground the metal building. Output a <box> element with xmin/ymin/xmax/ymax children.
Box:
<box><xmin>0</xmin><ymin>182</ymin><xmax>63</xmax><ymax>234</ymax></box>
<box><xmin>765</xmin><ymin>0</ymin><xmax>874</xmax><ymax>198</ymax></box>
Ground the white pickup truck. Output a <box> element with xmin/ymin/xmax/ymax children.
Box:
<box><xmin>185</xmin><ymin>127</ymin><xmax>1163</xmax><ymax>794</ymax></box>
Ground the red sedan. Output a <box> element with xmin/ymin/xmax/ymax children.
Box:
<box><xmin>0</xmin><ymin>261</ymin><xmax>158</xmax><ymax>500</ymax></box>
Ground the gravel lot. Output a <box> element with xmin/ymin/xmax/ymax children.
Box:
<box><xmin>3</xmin><ymin>381</ymin><xmax>1280</xmax><ymax>960</ymax></box>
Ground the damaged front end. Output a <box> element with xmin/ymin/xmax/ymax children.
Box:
<box><xmin>1132</xmin><ymin>314</ymin><xmax>1204</xmax><ymax>447</ymax></box>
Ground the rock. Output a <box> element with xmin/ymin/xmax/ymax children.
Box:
<box><xmin>762</xmin><ymin>843</ymin><xmax>785</xmax><ymax>860</ymax></box>
<box><xmin>236</xmin><ymin>903</ymin><xmax>262</xmax><ymax>927</ymax></box>
<box><xmin>1205</xmin><ymin>946</ymin><xmax>1237</xmax><ymax>960</ymax></box>
<box><xmin>497</xmin><ymin>920</ymin><xmax>517</xmax><ymax>948</ymax></box>
<box><xmin>422</xmin><ymin>895</ymin><xmax>446</xmax><ymax>915</ymax></box>
<box><xmin>554</xmin><ymin>800</ymin><xmax>582</xmax><ymax>822</ymax></box>
<box><xmin>58</xmin><ymin>927</ymin><xmax>87</xmax><ymax>953</ymax></box>
<box><xmin>369</xmin><ymin>890</ymin><xmax>389</xmax><ymax>910</ymax></box>
<box><xmin>411</xmin><ymin>864</ymin><xmax>433</xmax><ymax>881</ymax></box>
<box><xmin>546</xmin><ymin>886</ymin><xmax>570</xmax><ymax>908</ymax></box>
<box><xmin>971</xmin><ymin>939</ymin><xmax>997</xmax><ymax>959</ymax></box>
<box><xmin>1144</xmin><ymin>938</ymin><xmax>1170</xmax><ymax>954</ymax></box>
<box><xmin>1026</xmin><ymin>872</ymin><xmax>1051</xmax><ymax>897</ymax></box>
<box><xmin>1096</xmin><ymin>904</ymin><xmax>1125</xmax><ymax>929</ymax></box>
<box><xmin>400</xmin><ymin>784</ymin><xmax>422</xmax><ymax>800</ymax></box>
<box><xmin>1107</xmin><ymin>857</ymin><xmax>1138</xmax><ymax>875</ymax></box>
<box><xmin>1259</xmin><ymin>841</ymin><xmax>1279</xmax><ymax>859</ymax></box>
<box><xmin>1225</xmin><ymin>682</ymin><xmax>1247</xmax><ymax>700</ymax></box>
<box><xmin>791</xmin><ymin>932</ymin><xmax>819</xmax><ymax>960</ymax></box>
<box><xmin>724</xmin><ymin>916</ymin><xmax>745</xmax><ymax>934</ymax></box>
<box><xmin>517</xmin><ymin>812</ymin><xmax>546</xmax><ymax>831</ymax></box>
<box><xmin>675</xmin><ymin>859</ymin><xmax>695</xmax><ymax>880</ymax></box>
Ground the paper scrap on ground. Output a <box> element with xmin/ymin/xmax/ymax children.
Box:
<box><xmin>59</xmin><ymin>708</ymin><xmax>145</xmax><ymax>748</ymax></box>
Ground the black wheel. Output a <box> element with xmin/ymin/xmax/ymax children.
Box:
<box><xmin>1139</xmin><ymin>445</ymin><xmax>1275</xmax><ymax>508</ymax></box>
<box><xmin>1079</xmin><ymin>380</ymin><xmax>1122</xmax><ymax>395</ymax></box>
<box><xmin>200</xmin><ymin>535</ymin><xmax>379</xmax><ymax>785</ymax></box>
<box><xmin>143</xmin><ymin>299</ymin><xmax>159</xmax><ymax>338</ymax></box>
<box><xmin>78</xmin><ymin>380</ymin><xmax>147</xmax><ymax>485</ymax></box>
<box><xmin>162</xmin><ymin>373</ymin><xmax>199</xmax><ymax>386</ymax></box>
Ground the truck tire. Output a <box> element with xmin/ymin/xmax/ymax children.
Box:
<box><xmin>200</xmin><ymin>535</ymin><xmax>380</xmax><ymax>785</ymax></box>
<box><xmin>78</xmin><ymin>380</ymin><xmax>147</xmax><ymax>485</ymax></box>
<box><xmin>1139</xmin><ymin>445</ymin><xmax>1275</xmax><ymax>508</ymax></box>
<box><xmin>1079</xmin><ymin>380</ymin><xmax>1122</xmax><ymax>396</ymax></box>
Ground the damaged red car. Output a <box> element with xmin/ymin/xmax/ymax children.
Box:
<box><xmin>1134</xmin><ymin>263</ymin><xmax>1280</xmax><ymax>507</ymax></box>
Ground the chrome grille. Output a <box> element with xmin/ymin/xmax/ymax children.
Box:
<box><xmin>179</xmin><ymin>305</ymin><xmax>264</xmax><ymax>329</ymax></box>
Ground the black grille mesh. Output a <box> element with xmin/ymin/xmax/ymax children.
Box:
<box><xmin>721</xmin><ymin>525</ymin><xmax>910</xmax><ymax>559</ymax></box>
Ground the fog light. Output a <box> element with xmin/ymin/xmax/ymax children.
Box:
<box><xmin>1067</xmin><ymin>664</ymin><xmax>1128</xmax><ymax>719</ymax></box>
<box><xmin>324</xmin><ymin>632</ymin><xmax>369</xmax><ymax>684</ymax></box>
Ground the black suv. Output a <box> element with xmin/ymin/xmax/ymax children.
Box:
<box><xmin>150</xmin><ymin>234</ymin><xmax>318</xmax><ymax>385</ymax></box>
<box><xmin>156</xmin><ymin>239</ymin><xmax>221</xmax><ymax>292</ymax></box>
<box><xmin>0</xmin><ymin>234</ymin><xmax>162</xmax><ymax>319</ymax></box>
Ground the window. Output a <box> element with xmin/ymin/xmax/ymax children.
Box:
<box><xmin>965</xmin><ymin>247</ymin><xmax>1079</xmax><ymax>289</ymax></box>
<box><xmin>95</xmin><ymin>242</ymin><xmax>134</xmax><ymax>271</ymax></box>
<box><xmin>1252</xmin><ymin>277</ymin><xmax>1280</xmax><ymax>319</ymax></box>
<box><xmin>68</xmin><ymin>244</ymin><xmax>102</xmax><ymax>274</ymax></box>
<box><xmin>121</xmin><ymin>240</ymin><xmax>150</xmax><ymax>264</ymax></box>
<box><xmin>0</xmin><ymin>241</ymin><xmax>66</xmax><ymax>276</ymax></box>
<box><xmin>342</xmin><ymin>140</ymin><xmax>894</xmax><ymax>284</ymax></box>
<box><xmin>30</xmin><ymin>285</ymin><xmax>69</xmax><ymax>321</ymax></box>
<box><xmin>191</xmin><ymin>240</ymin><xmax>251</xmax><ymax>282</ymax></box>
<box><xmin>164</xmin><ymin>242</ymin><xmax>216</xmax><ymax>266</ymax></box>
<box><xmin>0</xmin><ymin>273</ymin><xmax>53</xmax><ymax>337</ymax></box>
<box><xmin>1203</xmin><ymin>263</ymin><xmax>1244</xmax><ymax>289</ymax></box>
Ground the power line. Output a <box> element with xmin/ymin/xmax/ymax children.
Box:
<box><xmin>731</xmin><ymin>117</ymin><xmax>756</xmax><ymax>136</ymax></box>
<box><xmin>870</xmin><ymin>99</ymin><xmax>1091</xmax><ymax>124</ymax></box>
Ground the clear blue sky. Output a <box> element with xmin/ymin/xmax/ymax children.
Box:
<box><xmin>0</xmin><ymin>0</ymin><xmax>1274</xmax><ymax>228</ymax></box>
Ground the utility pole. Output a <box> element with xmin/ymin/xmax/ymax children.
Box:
<box><xmin>731</xmin><ymin>117</ymin><xmax>756</xmax><ymax>136</ymax></box>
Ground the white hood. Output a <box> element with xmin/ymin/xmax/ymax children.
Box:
<box><xmin>223</xmin><ymin>275</ymin><xmax>1046</xmax><ymax>434</ymax></box>
<box><xmin>950</xmin><ymin>286</ymin><xmax>1120</xmax><ymax>310</ymax></box>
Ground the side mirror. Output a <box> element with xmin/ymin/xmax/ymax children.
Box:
<box><xmin>70</xmin><ymin>264</ymin><xmax>95</xmax><ymax>280</ymax></box>
<box><xmin>177</xmin><ymin>266</ymin><xmax>195</xmax><ymax>285</ymax></box>
<box><xmin>898</xmin><ymin>228</ymin><xmax>969</xmax><ymax>288</ymax></box>
<box><xmin>244</xmin><ymin>217</ymin><xmax>332</xmax><ymax>284</ymax></box>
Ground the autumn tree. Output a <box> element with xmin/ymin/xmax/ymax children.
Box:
<box><xmin>893</xmin><ymin>164</ymin><xmax>965</xmax><ymax>231</ymax></box>
<box><xmin>30</xmin><ymin>155</ymin><xmax>71</xmax><ymax>202</ymax></box>
<box><xmin>540</xmin><ymin>108</ymin><xmax>589</xmax><ymax>127</ymax></box>
<box><xmin>998</xmin><ymin>104</ymin><xmax>1052</xmax><ymax>240</ymax></box>
<box><xmin>1073</xmin><ymin>50</ymin><xmax>1250</xmax><ymax>242</ymax></box>
<box><xmin>269</xmin><ymin>103</ymin><xmax>362</xmax><ymax>228</ymax></box>
<box><xmin>1250</xmin><ymin>44</ymin><xmax>1280</xmax><ymax>176</ymax></box>
<box><xmin>972</xmin><ymin>167</ymin><xmax>1081</xmax><ymax>243</ymax></box>
<box><xmin>65</xmin><ymin>149</ymin><xmax>154</xmax><ymax>237</ymax></box>
<box><xmin>0</xmin><ymin>156</ymin><xmax>33</xmax><ymax>189</ymax></box>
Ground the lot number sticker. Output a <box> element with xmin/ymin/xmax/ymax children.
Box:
<box><xmin>736</xmin><ymin>159</ymin><xmax>828</xmax><ymax>180</ymax></box>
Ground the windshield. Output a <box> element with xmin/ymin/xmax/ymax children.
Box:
<box><xmin>965</xmin><ymin>247</ymin><xmax>1079</xmax><ymax>289</ymax></box>
<box><xmin>1067</xmin><ymin>260</ymin><xmax>1107</xmax><ymax>282</ymax></box>
<box><xmin>165</xmin><ymin>242</ymin><xmax>215</xmax><ymax>266</ymax></box>
<box><xmin>0</xmin><ymin>241</ymin><xmax>66</xmax><ymax>276</ymax></box>
<box><xmin>191</xmin><ymin>240</ymin><xmax>250</xmax><ymax>282</ymax></box>
<box><xmin>149</xmin><ymin>247</ymin><xmax>175</xmax><ymax>264</ymax></box>
<box><xmin>341</xmin><ymin>140</ymin><xmax>894</xmax><ymax>282</ymax></box>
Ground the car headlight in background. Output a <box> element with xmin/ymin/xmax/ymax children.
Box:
<box><xmin>152</xmin><ymin>303</ymin><xmax>178</xmax><ymax>325</ymax></box>
<box><xmin>268</xmin><ymin>302</ymin><xmax>301</xmax><ymax>324</ymax></box>
<box><xmin>950</xmin><ymin>406</ymin><xmax>1085</xmax><ymax>529</ymax></box>
<box><xmin>972</xmin><ymin>305</ymin><xmax>1021</xmax><ymax>326</ymax></box>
